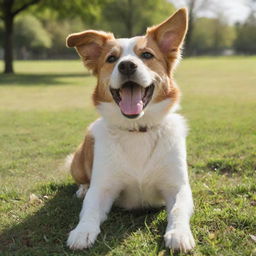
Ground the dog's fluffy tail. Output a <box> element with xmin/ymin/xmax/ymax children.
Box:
<box><xmin>63</xmin><ymin>153</ymin><xmax>74</xmax><ymax>174</ymax></box>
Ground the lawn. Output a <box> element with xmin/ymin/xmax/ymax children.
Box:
<box><xmin>0</xmin><ymin>57</ymin><xmax>255</xmax><ymax>256</ymax></box>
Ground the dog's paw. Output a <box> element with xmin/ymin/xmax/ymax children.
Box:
<box><xmin>164</xmin><ymin>227</ymin><xmax>195</xmax><ymax>252</ymax></box>
<box><xmin>75</xmin><ymin>184</ymin><xmax>89</xmax><ymax>199</ymax></box>
<box><xmin>67</xmin><ymin>224</ymin><xmax>100</xmax><ymax>250</ymax></box>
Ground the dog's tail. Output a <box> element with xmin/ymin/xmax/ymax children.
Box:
<box><xmin>63</xmin><ymin>153</ymin><xmax>74</xmax><ymax>174</ymax></box>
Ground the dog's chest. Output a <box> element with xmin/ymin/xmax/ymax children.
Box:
<box><xmin>111</xmin><ymin>130</ymin><xmax>165</xmax><ymax>208</ymax></box>
<box><xmin>113</xmin><ymin>130</ymin><xmax>159</xmax><ymax>173</ymax></box>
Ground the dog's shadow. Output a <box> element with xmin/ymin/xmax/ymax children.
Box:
<box><xmin>0</xmin><ymin>183</ymin><xmax>179</xmax><ymax>256</ymax></box>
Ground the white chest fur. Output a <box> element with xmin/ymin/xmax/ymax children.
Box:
<box><xmin>89</xmin><ymin>113</ymin><xmax>188</xmax><ymax>209</ymax></box>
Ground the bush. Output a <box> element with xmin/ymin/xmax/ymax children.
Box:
<box><xmin>190</xmin><ymin>17</ymin><xmax>235</xmax><ymax>55</ymax></box>
<box><xmin>234</xmin><ymin>14</ymin><xmax>256</xmax><ymax>54</ymax></box>
<box><xmin>14</xmin><ymin>14</ymin><xmax>52</xmax><ymax>59</ymax></box>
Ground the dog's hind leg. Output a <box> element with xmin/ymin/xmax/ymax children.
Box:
<box><xmin>76</xmin><ymin>184</ymin><xmax>89</xmax><ymax>199</ymax></box>
<box><xmin>69</xmin><ymin>132</ymin><xmax>95</xmax><ymax>198</ymax></box>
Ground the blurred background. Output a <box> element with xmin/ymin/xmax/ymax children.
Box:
<box><xmin>0</xmin><ymin>0</ymin><xmax>256</xmax><ymax>73</ymax></box>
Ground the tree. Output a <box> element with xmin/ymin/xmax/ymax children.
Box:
<box><xmin>14</xmin><ymin>14</ymin><xmax>51</xmax><ymax>59</ymax></box>
<box><xmin>234</xmin><ymin>14</ymin><xmax>256</xmax><ymax>54</ymax></box>
<box><xmin>246</xmin><ymin>0</ymin><xmax>256</xmax><ymax>13</ymax></box>
<box><xmin>0</xmin><ymin>0</ymin><xmax>41</xmax><ymax>73</ymax></box>
<box><xmin>190</xmin><ymin>17</ymin><xmax>235</xmax><ymax>55</ymax></box>
<box><xmin>181</xmin><ymin>0</ymin><xmax>211</xmax><ymax>56</ymax></box>
<box><xmin>42</xmin><ymin>18</ymin><xmax>85</xmax><ymax>58</ymax></box>
<box><xmin>0</xmin><ymin>0</ymin><xmax>102</xmax><ymax>74</ymax></box>
<box><xmin>233</xmin><ymin>0</ymin><xmax>256</xmax><ymax>54</ymax></box>
<box><xmin>98</xmin><ymin>0</ymin><xmax>175</xmax><ymax>38</ymax></box>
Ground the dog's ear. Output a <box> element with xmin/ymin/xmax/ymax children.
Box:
<box><xmin>146</xmin><ymin>8</ymin><xmax>188</xmax><ymax>57</ymax></box>
<box><xmin>66</xmin><ymin>30</ymin><xmax>114</xmax><ymax>73</ymax></box>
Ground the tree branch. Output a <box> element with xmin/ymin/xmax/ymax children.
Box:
<box><xmin>12</xmin><ymin>0</ymin><xmax>41</xmax><ymax>16</ymax></box>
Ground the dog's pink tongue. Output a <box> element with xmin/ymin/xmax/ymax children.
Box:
<box><xmin>119</xmin><ymin>86</ymin><xmax>143</xmax><ymax>115</ymax></box>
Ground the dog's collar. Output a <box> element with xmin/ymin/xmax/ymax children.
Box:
<box><xmin>113</xmin><ymin>124</ymin><xmax>157</xmax><ymax>133</ymax></box>
<box><xmin>128</xmin><ymin>126</ymin><xmax>148</xmax><ymax>133</ymax></box>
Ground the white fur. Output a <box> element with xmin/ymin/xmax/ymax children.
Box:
<box><xmin>67</xmin><ymin>114</ymin><xmax>195</xmax><ymax>251</ymax></box>
<box><xmin>110</xmin><ymin>38</ymin><xmax>154</xmax><ymax>89</ymax></box>
<box><xmin>67</xmin><ymin>37</ymin><xmax>195</xmax><ymax>252</ymax></box>
<box><xmin>63</xmin><ymin>154</ymin><xmax>74</xmax><ymax>173</ymax></box>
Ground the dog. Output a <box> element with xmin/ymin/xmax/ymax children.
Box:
<box><xmin>65</xmin><ymin>8</ymin><xmax>195</xmax><ymax>252</ymax></box>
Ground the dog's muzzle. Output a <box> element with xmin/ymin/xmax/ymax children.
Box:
<box><xmin>110</xmin><ymin>81</ymin><xmax>154</xmax><ymax>119</ymax></box>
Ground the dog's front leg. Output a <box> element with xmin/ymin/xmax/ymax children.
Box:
<box><xmin>163</xmin><ymin>184</ymin><xmax>195</xmax><ymax>252</ymax></box>
<box><xmin>67</xmin><ymin>183</ymin><xmax>119</xmax><ymax>250</ymax></box>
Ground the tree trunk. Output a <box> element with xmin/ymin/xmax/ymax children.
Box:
<box><xmin>1</xmin><ymin>0</ymin><xmax>42</xmax><ymax>73</ymax></box>
<box><xmin>184</xmin><ymin>3</ymin><xmax>195</xmax><ymax>56</ymax></box>
<box><xmin>126</xmin><ymin>0</ymin><xmax>133</xmax><ymax>37</ymax></box>
<box><xmin>3</xmin><ymin>0</ymin><xmax>15</xmax><ymax>74</ymax></box>
<box><xmin>3</xmin><ymin>14</ymin><xmax>14</xmax><ymax>74</ymax></box>
<box><xmin>184</xmin><ymin>14</ymin><xmax>194</xmax><ymax>56</ymax></box>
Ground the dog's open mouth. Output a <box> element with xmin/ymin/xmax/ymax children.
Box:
<box><xmin>110</xmin><ymin>82</ymin><xmax>154</xmax><ymax>119</ymax></box>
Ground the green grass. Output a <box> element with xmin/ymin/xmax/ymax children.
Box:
<box><xmin>0</xmin><ymin>57</ymin><xmax>255</xmax><ymax>256</ymax></box>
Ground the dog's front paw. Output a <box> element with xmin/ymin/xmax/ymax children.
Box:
<box><xmin>67</xmin><ymin>224</ymin><xmax>100</xmax><ymax>250</ymax></box>
<box><xmin>164</xmin><ymin>227</ymin><xmax>195</xmax><ymax>252</ymax></box>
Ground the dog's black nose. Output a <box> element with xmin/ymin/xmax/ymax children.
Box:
<box><xmin>118</xmin><ymin>61</ymin><xmax>137</xmax><ymax>76</ymax></box>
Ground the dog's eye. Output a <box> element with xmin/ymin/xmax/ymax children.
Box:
<box><xmin>106</xmin><ymin>55</ymin><xmax>118</xmax><ymax>63</ymax></box>
<box><xmin>141</xmin><ymin>52</ymin><xmax>154</xmax><ymax>59</ymax></box>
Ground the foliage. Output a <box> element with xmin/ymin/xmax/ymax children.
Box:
<box><xmin>234</xmin><ymin>14</ymin><xmax>256</xmax><ymax>54</ymax></box>
<box><xmin>14</xmin><ymin>14</ymin><xmax>51</xmax><ymax>58</ymax></box>
<box><xmin>43</xmin><ymin>18</ymin><xmax>85</xmax><ymax>58</ymax></box>
<box><xmin>190</xmin><ymin>17</ymin><xmax>235</xmax><ymax>55</ymax></box>
<box><xmin>0</xmin><ymin>58</ymin><xmax>256</xmax><ymax>255</ymax></box>
<box><xmin>1</xmin><ymin>0</ymin><xmax>256</xmax><ymax>60</ymax></box>
<box><xmin>35</xmin><ymin>0</ymin><xmax>102</xmax><ymax>24</ymax></box>
<box><xmin>0</xmin><ymin>0</ymin><xmax>41</xmax><ymax>18</ymax></box>
<box><xmin>0</xmin><ymin>0</ymin><xmax>104</xmax><ymax>73</ymax></box>
<box><xmin>0</xmin><ymin>0</ymin><xmax>44</xmax><ymax>73</ymax></box>
<box><xmin>98</xmin><ymin>0</ymin><xmax>175</xmax><ymax>37</ymax></box>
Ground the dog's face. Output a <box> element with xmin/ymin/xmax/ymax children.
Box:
<box><xmin>67</xmin><ymin>8</ymin><xmax>188</xmax><ymax>121</ymax></box>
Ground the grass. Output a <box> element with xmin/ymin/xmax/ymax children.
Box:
<box><xmin>0</xmin><ymin>57</ymin><xmax>255</xmax><ymax>256</ymax></box>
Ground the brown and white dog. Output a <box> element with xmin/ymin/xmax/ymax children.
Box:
<box><xmin>66</xmin><ymin>8</ymin><xmax>195</xmax><ymax>252</ymax></box>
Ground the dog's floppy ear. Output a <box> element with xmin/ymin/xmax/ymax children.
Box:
<box><xmin>147</xmin><ymin>8</ymin><xmax>188</xmax><ymax>57</ymax></box>
<box><xmin>66</xmin><ymin>30</ymin><xmax>114</xmax><ymax>73</ymax></box>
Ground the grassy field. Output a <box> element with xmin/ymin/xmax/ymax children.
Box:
<box><xmin>0</xmin><ymin>57</ymin><xmax>255</xmax><ymax>256</ymax></box>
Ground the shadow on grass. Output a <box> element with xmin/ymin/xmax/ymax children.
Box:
<box><xmin>0</xmin><ymin>73</ymin><xmax>90</xmax><ymax>86</ymax></box>
<box><xmin>0</xmin><ymin>183</ymin><xmax>170</xmax><ymax>256</ymax></box>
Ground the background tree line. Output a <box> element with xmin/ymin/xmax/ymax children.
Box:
<box><xmin>0</xmin><ymin>0</ymin><xmax>256</xmax><ymax>74</ymax></box>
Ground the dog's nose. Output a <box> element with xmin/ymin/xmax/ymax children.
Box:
<box><xmin>118</xmin><ymin>61</ymin><xmax>137</xmax><ymax>76</ymax></box>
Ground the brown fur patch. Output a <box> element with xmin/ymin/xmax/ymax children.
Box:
<box><xmin>134</xmin><ymin>36</ymin><xmax>180</xmax><ymax>108</ymax></box>
<box><xmin>70</xmin><ymin>131</ymin><xmax>94</xmax><ymax>185</ymax></box>
<box><xmin>146</xmin><ymin>8</ymin><xmax>188</xmax><ymax>60</ymax></box>
<box><xmin>67</xmin><ymin>31</ymin><xmax>122</xmax><ymax>106</ymax></box>
<box><xmin>66</xmin><ymin>30</ymin><xmax>115</xmax><ymax>74</ymax></box>
<box><xmin>92</xmin><ymin>40</ymin><xmax>121</xmax><ymax>105</ymax></box>
<box><xmin>154</xmin><ymin>81</ymin><xmax>180</xmax><ymax>104</ymax></box>
<box><xmin>133</xmin><ymin>9</ymin><xmax>188</xmax><ymax>110</ymax></box>
<box><xmin>134</xmin><ymin>36</ymin><xmax>169</xmax><ymax>73</ymax></box>
<box><xmin>92</xmin><ymin>82</ymin><xmax>112</xmax><ymax>106</ymax></box>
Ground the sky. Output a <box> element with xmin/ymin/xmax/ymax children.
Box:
<box><xmin>169</xmin><ymin>0</ymin><xmax>252</xmax><ymax>24</ymax></box>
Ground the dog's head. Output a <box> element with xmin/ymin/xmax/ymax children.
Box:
<box><xmin>67</xmin><ymin>8</ymin><xmax>188</xmax><ymax>126</ymax></box>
